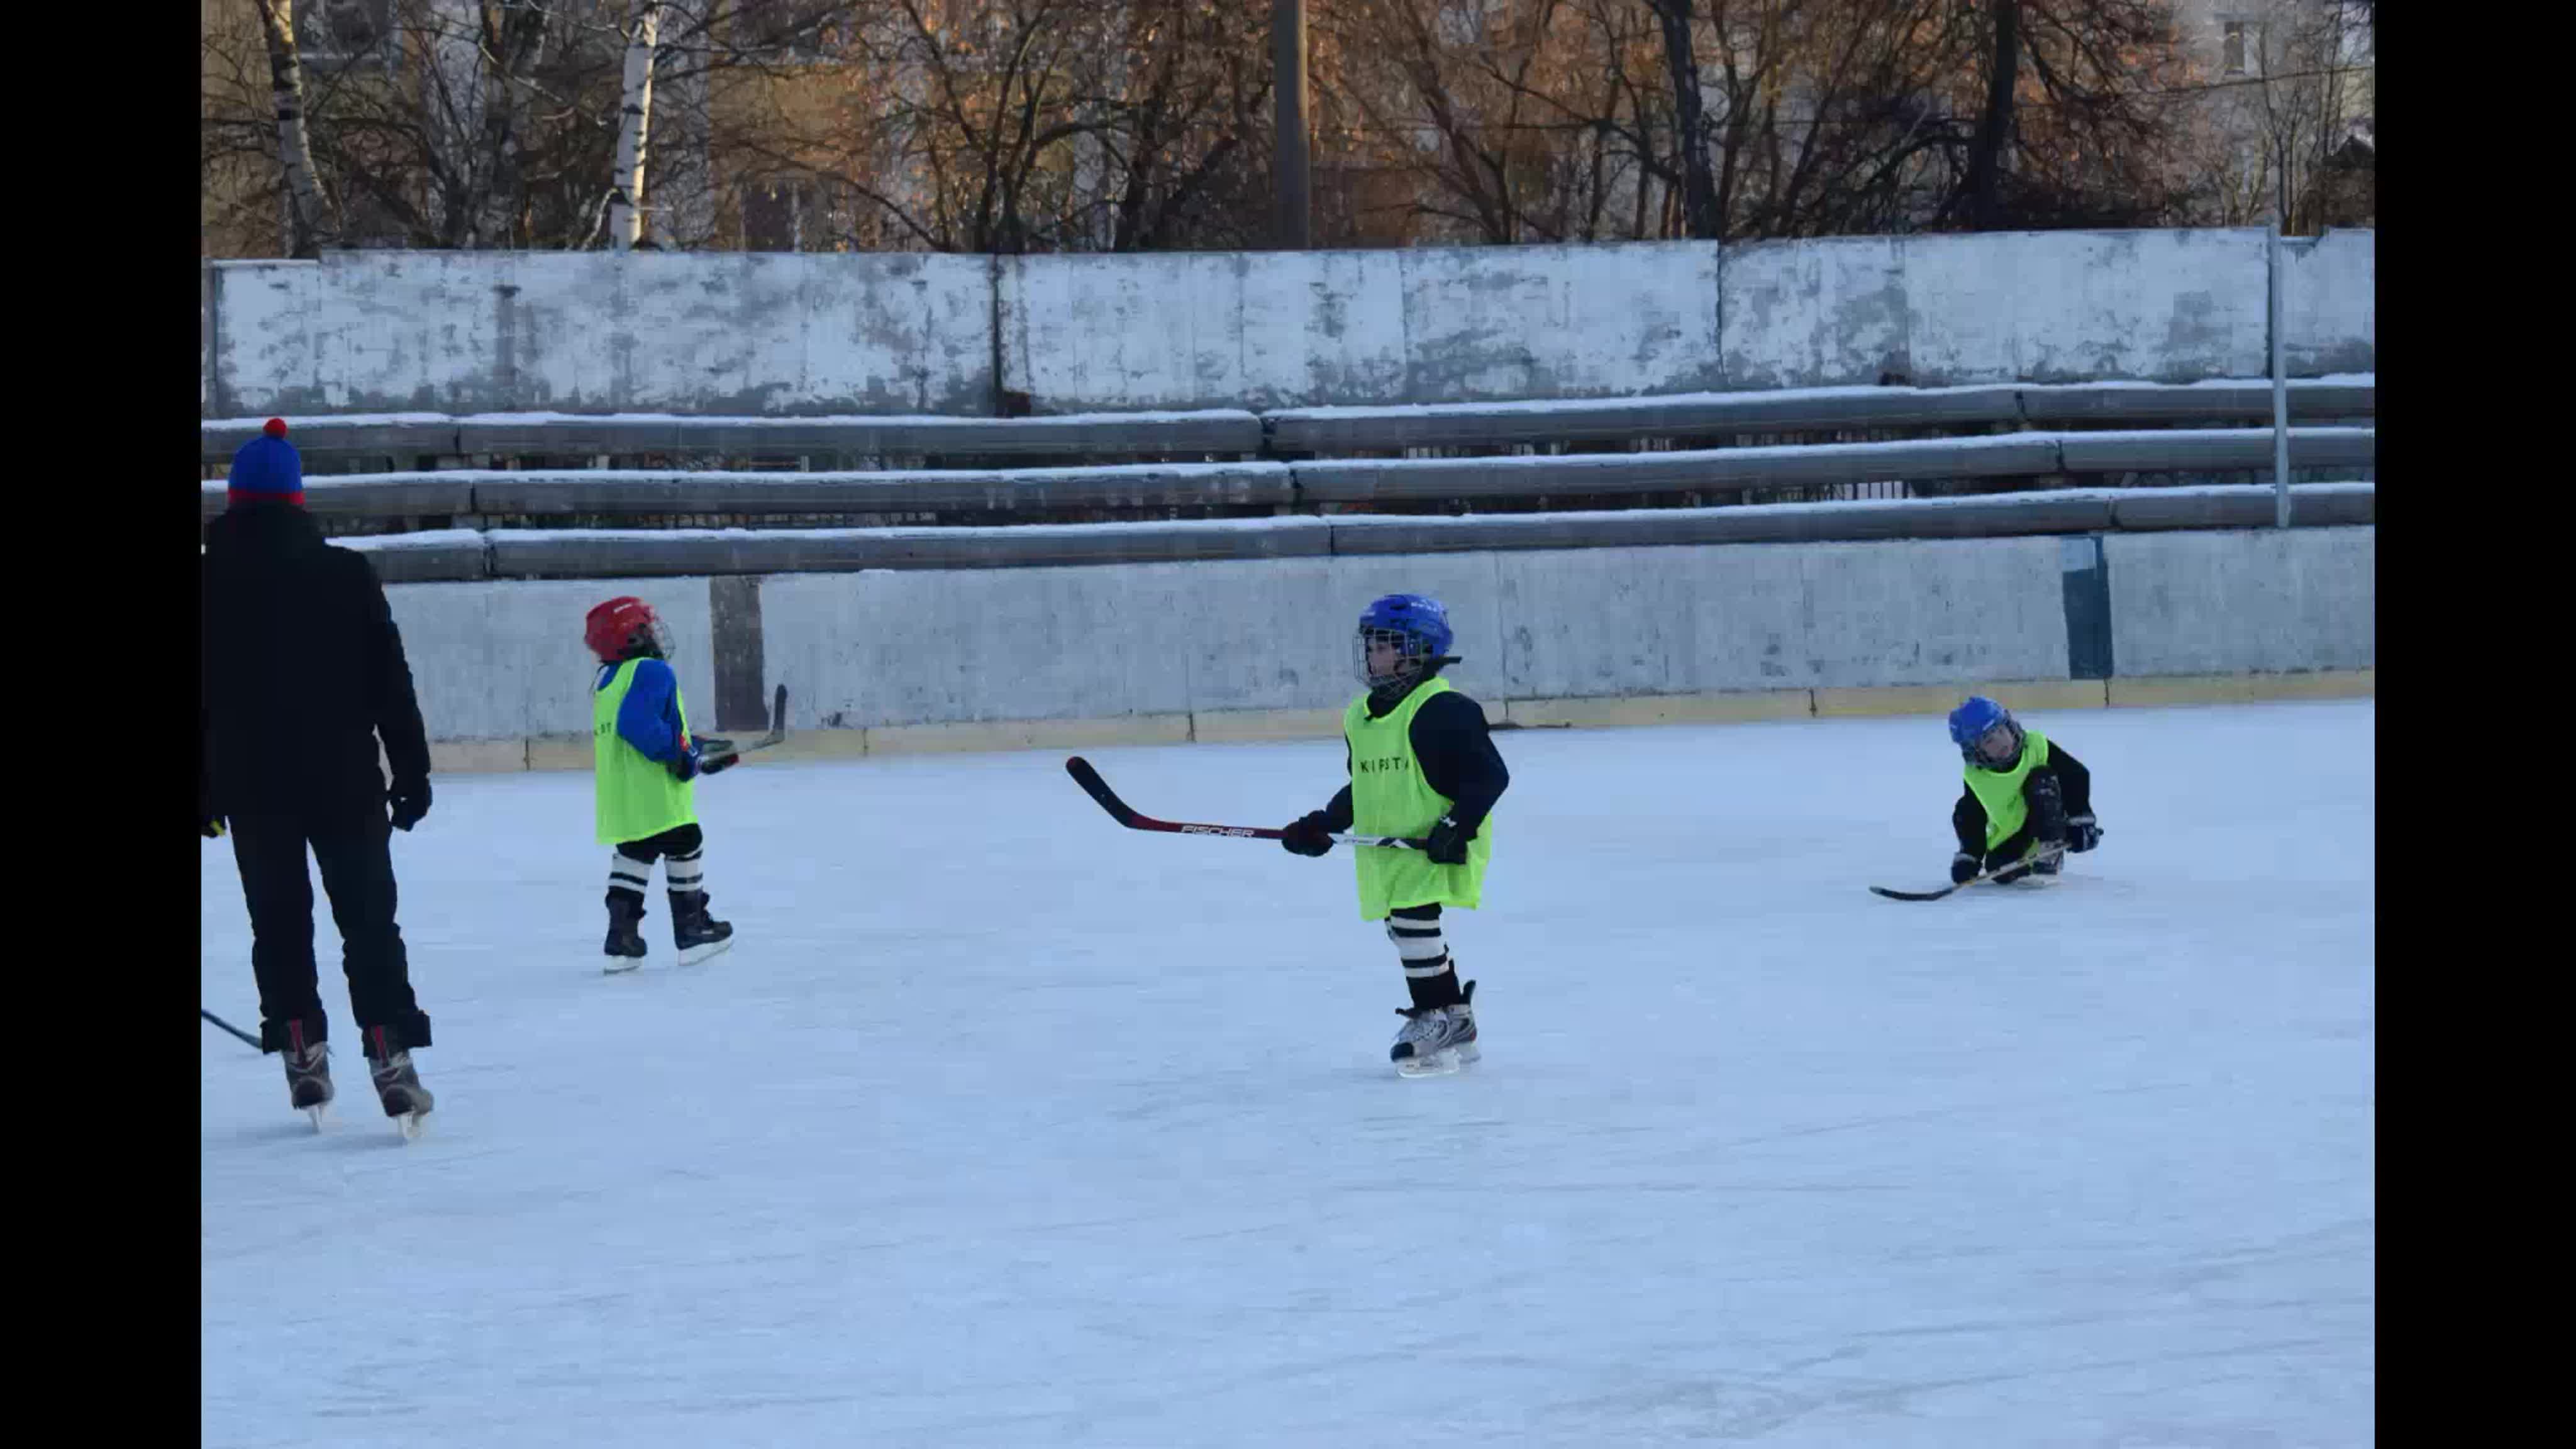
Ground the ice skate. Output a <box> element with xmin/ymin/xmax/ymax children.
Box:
<box><xmin>603</xmin><ymin>893</ymin><xmax>648</xmax><ymax>974</ymax></box>
<box><xmin>672</xmin><ymin>891</ymin><xmax>733</xmax><ymax>967</ymax></box>
<box><xmin>1391</xmin><ymin>979</ymin><xmax>1479</xmax><ymax>1078</ymax></box>
<box><xmin>364</xmin><ymin>1038</ymin><xmax>434</xmax><ymax>1141</ymax></box>
<box><xmin>283</xmin><ymin>1038</ymin><xmax>333</xmax><ymax>1130</ymax></box>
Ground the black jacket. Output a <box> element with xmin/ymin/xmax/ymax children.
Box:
<box><xmin>1319</xmin><ymin>680</ymin><xmax>1511</xmax><ymax>831</ymax></box>
<box><xmin>201</xmin><ymin>503</ymin><xmax>431</xmax><ymax>818</ymax></box>
<box><xmin>1952</xmin><ymin>740</ymin><xmax>2094</xmax><ymax>860</ymax></box>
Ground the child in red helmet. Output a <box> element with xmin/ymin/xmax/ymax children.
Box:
<box><xmin>585</xmin><ymin>597</ymin><xmax>736</xmax><ymax>970</ymax></box>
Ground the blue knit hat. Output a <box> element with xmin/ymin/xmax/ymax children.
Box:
<box><xmin>228</xmin><ymin>418</ymin><xmax>304</xmax><ymax>508</ymax></box>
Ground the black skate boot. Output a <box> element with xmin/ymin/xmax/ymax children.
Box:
<box><xmin>1390</xmin><ymin>979</ymin><xmax>1479</xmax><ymax>1078</ymax></box>
<box><xmin>363</xmin><ymin>1026</ymin><xmax>434</xmax><ymax>1141</ymax></box>
<box><xmin>281</xmin><ymin>1021</ymin><xmax>333</xmax><ymax>1130</ymax></box>
<box><xmin>603</xmin><ymin>891</ymin><xmax>648</xmax><ymax>974</ymax></box>
<box><xmin>670</xmin><ymin>889</ymin><xmax>734</xmax><ymax>967</ymax></box>
<box><xmin>2023</xmin><ymin>775</ymin><xmax>2068</xmax><ymax>884</ymax></box>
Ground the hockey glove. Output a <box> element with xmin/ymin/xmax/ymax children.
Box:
<box><xmin>1950</xmin><ymin>851</ymin><xmax>1981</xmax><ymax>885</ymax></box>
<box><xmin>667</xmin><ymin>743</ymin><xmax>703</xmax><ymax>782</ymax></box>
<box><xmin>388</xmin><ymin>778</ymin><xmax>431</xmax><ymax>832</ymax></box>
<box><xmin>1280</xmin><ymin>811</ymin><xmax>1335</xmax><ymax>857</ymax></box>
<box><xmin>2065</xmin><ymin>814</ymin><xmax>2102</xmax><ymax>852</ymax></box>
<box><xmin>1423</xmin><ymin>814</ymin><xmax>1474</xmax><ymax>866</ymax></box>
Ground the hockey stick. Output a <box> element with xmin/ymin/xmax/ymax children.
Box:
<box><xmin>1870</xmin><ymin>844</ymin><xmax>2069</xmax><ymax>901</ymax></box>
<box><xmin>697</xmin><ymin>685</ymin><xmax>790</xmax><ymax>767</ymax></box>
<box><xmin>201</xmin><ymin>1008</ymin><xmax>262</xmax><ymax>1050</ymax></box>
<box><xmin>1065</xmin><ymin>757</ymin><xmax>1431</xmax><ymax>850</ymax></box>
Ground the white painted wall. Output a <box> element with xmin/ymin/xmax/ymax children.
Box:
<box><xmin>2105</xmin><ymin>527</ymin><xmax>2374</xmax><ymax>676</ymax></box>
<box><xmin>209</xmin><ymin>231</ymin><xmax>2370</xmax><ymax>417</ymax></box>
<box><xmin>376</xmin><ymin>530</ymin><xmax>2372</xmax><ymax>744</ymax></box>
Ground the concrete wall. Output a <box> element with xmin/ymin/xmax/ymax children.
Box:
<box><xmin>1718</xmin><ymin>230</ymin><xmax>2276</xmax><ymax>389</ymax></box>
<box><xmin>208</xmin><ymin>252</ymin><xmax>994</xmax><ymax>418</ymax></box>
<box><xmin>384</xmin><ymin>528</ymin><xmax>2372</xmax><ymax>753</ymax></box>
<box><xmin>757</xmin><ymin>543</ymin><xmax>2074</xmax><ymax>728</ymax></box>
<box><xmin>2278</xmin><ymin>230</ymin><xmax>2376</xmax><ymax>377</ymax></box>
<box><xmin>387</xmin><ymin>577</ymin><xmax>717</xmax><ymax>742</ymax></box>
<box><xmin>2105</xmin><ymin>527</ymin><xmax>2375</xmax><ymax>677</ymax></box>
<box><xmin>1490</xmin><ymin>540</ymin><xmax>2070</xmax><ymax>698</ymax></box>
<box><xmin>996</xmin><ymin>243</ymin><xmax>1723</xmax><ymax>411</ymax></box>
<box><xmin>206</xmin><ymin>229</ymin><xmax>2372</xmax><ymax>417</ymax></box>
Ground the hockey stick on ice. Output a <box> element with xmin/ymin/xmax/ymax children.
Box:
<box><xmin>1870</xmin><ymin>844</ymin><xmax>2068</xmax><ymax>902</ymax></box>
<box><xmin>1065</xmin><ymin>757</ymin><xmax>1431</xmax><ymax>850</ymax></box>
<box><xmin>201</xmin><ymin>1008</ymin><xmax>262</xmax><ymax>1050</ymax></box>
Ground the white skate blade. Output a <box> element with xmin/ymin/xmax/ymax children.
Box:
<box><xmin>676</xmin><ymin>938</ymin><xmax>733</xmax><ymax>968</ymax></box>
<box><xmin>304</xmin><ymin>1106</ymin><xmax>328</xmax><ymax>1132</ymax></box>
<box><xmin>602</xmin><ymin>955</ymin><xmax>644</xmax><ymax>975</ymax></box>
<box><xmin>1394</xmin><ymin>1041</ymin><xmax>1479</xmax><ymax>1079</ymax></box>
<box><xmin>395</xmin><ymin>1113</ymin><xmax>425</xmax><ymax>1142</ymax></box>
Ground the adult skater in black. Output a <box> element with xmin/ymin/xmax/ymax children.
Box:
<box><xmin>202</xmin><ymin>419</ymin><xmax>436</xmax><ymax>1135</ymax></box>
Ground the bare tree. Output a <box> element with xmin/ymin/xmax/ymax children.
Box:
<box><xmin>1956</xmin><ymin>0</ymin><xmax>2018</xmax><ymax>228</ymax></box>
<box><xmin>610</xmin><ymin>2</ymin><xmax>663</xmax><ymax>248</ymax></box>
<box><xmin>2168</xmin><ymin>0</ymin><xmax>2372</xmax><ymax>233</ymax></box>
<box><xmin>1642</xmin><ymin>0</ymin><xmax>1719</xmax><ymax>236</ymax></box>
<box><xmin>201</xmin><ymin>0</ymin><xmax>2265</xmax><ymax>257</ymax></box>
<box><xmin>254</xmin><ymin>0</ymin><xmax>331</xmax><ymax>257</ymax></box>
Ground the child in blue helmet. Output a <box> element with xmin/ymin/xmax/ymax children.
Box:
<box><xmin>1280</xmin><ymin>594</ymin><xmax>1511</xmax><ymax>1076</ymax></box>
<box><xmin>1945</xmin><ymin>696</ymin><xmax>2103</xmax><ymax>886</ymax></box>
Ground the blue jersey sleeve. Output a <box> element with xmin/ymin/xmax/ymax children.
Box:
<box><xmin>614</xmin><ymin>658</ymin><xmax>687</xmax><ymax>762</ymax></box>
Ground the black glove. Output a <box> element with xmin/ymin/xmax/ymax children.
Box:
<box><xmin>1280</xmin><ymin>811</ymin><xmax>1335</xmax><ymax>857</ymax></box>
<box><xmin>667</xmin><ymin>742</ymin><xmax>704</xmax><ymax>782</ymax></box>
<box><xmin>2065</xmin><ymin>814</ymin><xmax>2102</xmax><ymax>852</ymax></box>
<box><xmin>1423</xmin><ymin>814</ymin><xmax>1474</xmax><ymax>866</ymax></box>
<box><xmin>388</xmin><ymin>778</ymin><xmax>431</xmax><ymax>832</ymax></box>
<box><xmin>1950</xmin><ymin>851</ymin><xmax>1980</xmax><ymax>885</ymax></box>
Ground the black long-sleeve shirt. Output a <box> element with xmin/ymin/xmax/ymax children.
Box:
<box><xmin>1951</xmin><ymin>741</ymin><xmax>2094</xmax><ymax>858</ymax></box>
<box><xmin>1319</xmin><ymin>685</ymin><xmax>1510</xmax><ymax>831</ymax></box>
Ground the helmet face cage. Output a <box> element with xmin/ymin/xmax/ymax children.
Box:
<box><xmin>1355</xmin><ymin>624</ymin><xmax>1436</xmax><ymax>692</ymax></box>
<box><xmin>1354</xmin><ymin>593</ymin><xmax>1455</xmax><ymax>694</ymax></box>
<box><xmin>1948</xmin><ymin>696</ymin><xmax>2023</xmax><ymax>767</ymax></box>
<box><xmin>1968</xmin><ymin>717</ymin><xmax>2023</xmax><ymax>767</ymax></box>
<box><xmin>586</xmin><ymin>598</ymin><xmax>673</xmax><ymax>663</ymax></box>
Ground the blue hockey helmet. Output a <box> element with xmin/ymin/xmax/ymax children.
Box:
<box><xmin>1355</xmin><ymin>593</ymin><xmax>1456</xmax><ymax>695</ymax></box>
<box><xmin>1947</xmin><ymin>695</ymin><xmax>2024</xmax><ymax>767</ymax></box>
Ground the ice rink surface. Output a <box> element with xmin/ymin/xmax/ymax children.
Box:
<box><xmin>203</xmin><ymin>700</ymin><xmax>2373</xmax><ymax>1447</ymax></box>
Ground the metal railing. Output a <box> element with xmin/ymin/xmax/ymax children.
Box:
<box><xmin>199</xmin><ymin>377</ymin><xmax>2375</xmax><ymax>579</ymax></box>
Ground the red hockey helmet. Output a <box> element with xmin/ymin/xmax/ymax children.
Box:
<box><xmin>584</xmin><ymin>596</ymin><xmax>670</xmax><ymax>663</ymax></box>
